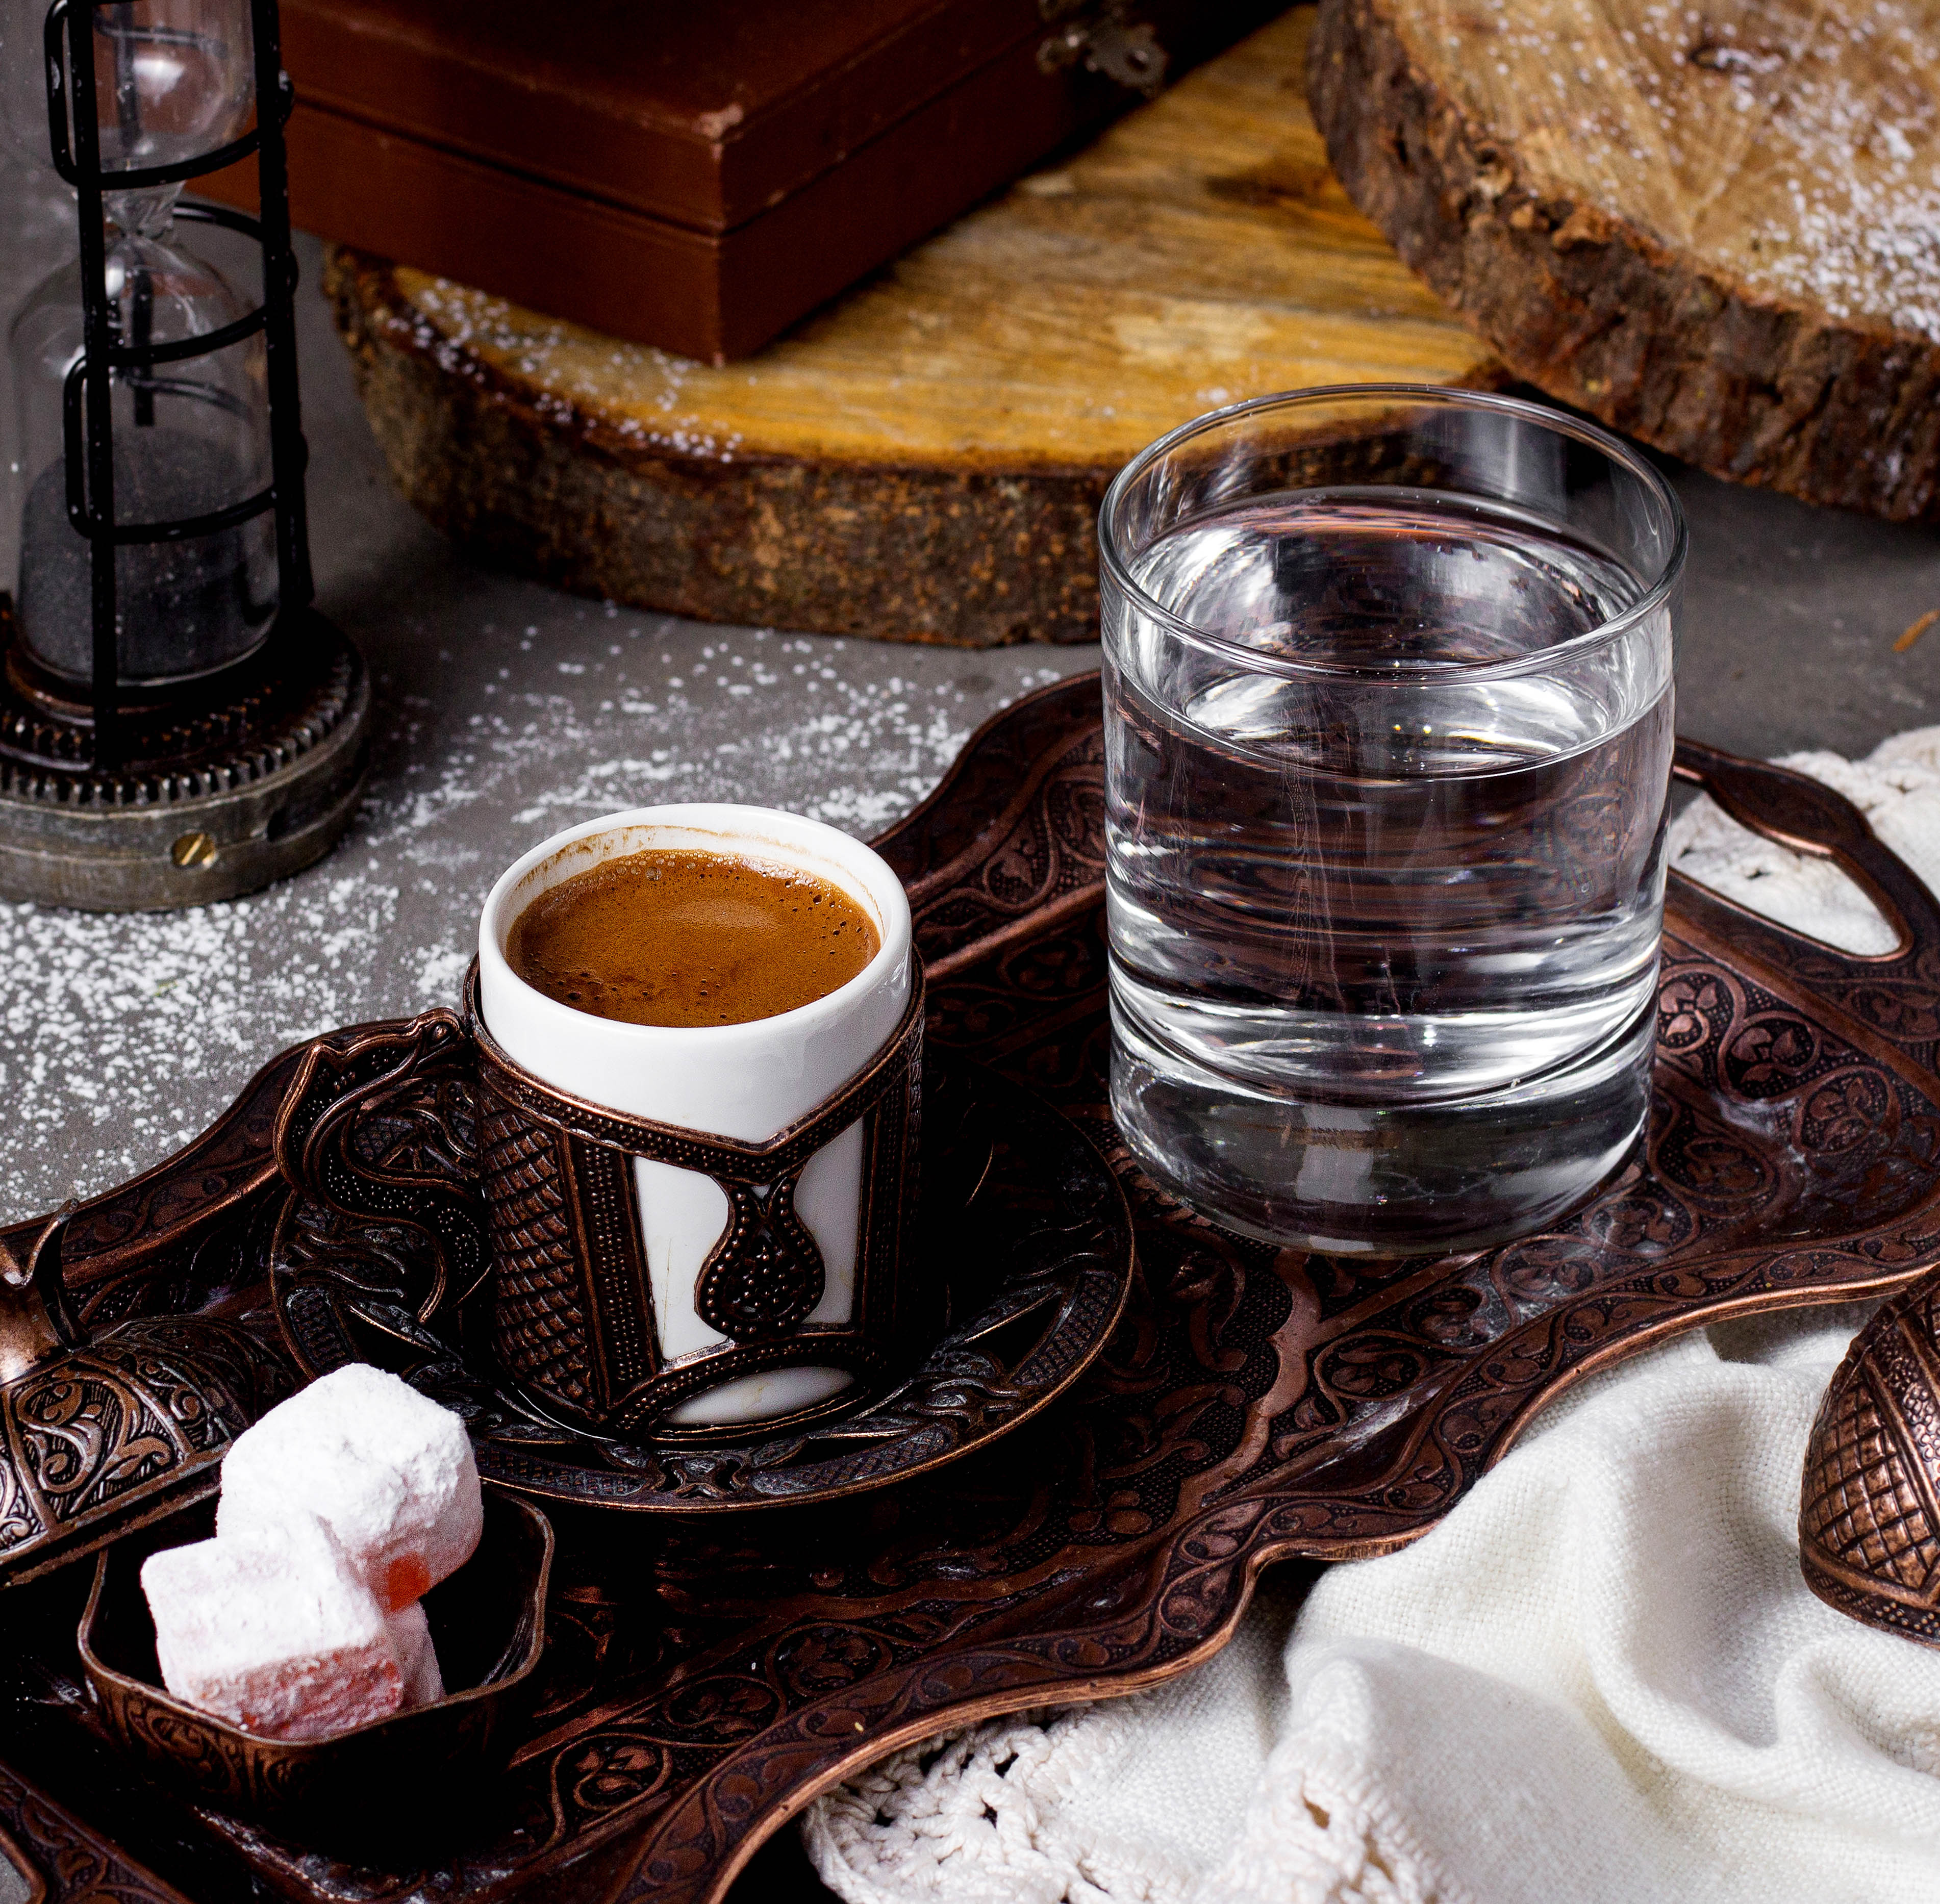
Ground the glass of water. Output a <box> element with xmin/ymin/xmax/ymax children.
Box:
<box><xmin>1100</xmin><ymin>386</ymin><xmax>1685</xmax><ymax>1256</ymax></box>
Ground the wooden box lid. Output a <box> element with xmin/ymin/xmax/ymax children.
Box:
<box><xmin>242</xmin><ymin>0</ymin><xmax>1275</xmax><ymax>361</ymax></box>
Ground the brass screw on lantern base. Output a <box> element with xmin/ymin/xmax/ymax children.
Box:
<box><xmin>0</xmin><ymin>601</ymin><xmax>369</xmax><ymax>912</ymax></box>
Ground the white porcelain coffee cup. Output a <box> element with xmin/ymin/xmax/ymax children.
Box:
<box><xmin>477</xmin><ymin>804</ymin><xmax>915</xmax><ymax>1430</ymax></box>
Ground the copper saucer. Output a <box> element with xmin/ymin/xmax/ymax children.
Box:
<box><xmin>269</xmin><ymin>1053</ymin><xmax>1137</xmax><ymax>1511</ymax></box>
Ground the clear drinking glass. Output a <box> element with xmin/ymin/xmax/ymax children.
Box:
<box><xmin>1100</xmin><ymin>386</ymin><xmax>1685</xmax><ymax>1256</ymax></box>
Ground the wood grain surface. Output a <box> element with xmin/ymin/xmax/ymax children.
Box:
<box><xmin>1309</xmin><ymin>0</ymin><xmax>1940</xmax><ymax>522</ymax></box>
<box><xmin>327</xmin><ymin>8</ymin><xmax>1501</xmax><ymax>647</ymax></box>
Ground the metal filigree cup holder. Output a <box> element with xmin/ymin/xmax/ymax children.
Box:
<box><xmin>269</xmin><ymin>1013</ymin><xmax>1136</xmax><ymax>1513</ymax></box>
<box><xmin>471</xmin><ymin>965</ymin><xmax>929</xmax><ymax>1444</ymax></box>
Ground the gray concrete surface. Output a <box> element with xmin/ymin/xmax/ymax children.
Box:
<box><xmin>0</xmin><ymin>233</ymin><xmax>1092</xmax><ymax>1215</ymax></box>
<box><xmin>1673</xmin><ymin>464</ymin><xmax>1939</xmax><ymax>760</ymax></box>
<box><xmin>0</xmin><ymin>231</ymin><xmax>1935</xmax><ymax>1219</ymax></box>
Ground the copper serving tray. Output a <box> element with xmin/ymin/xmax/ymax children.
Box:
<box><xmin>5</xmin><ymin>674</ymin><xmax>1940</xmax><ymax>1904</ymax></box>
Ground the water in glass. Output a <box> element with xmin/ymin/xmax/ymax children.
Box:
<box><xmin>1106</xmin><ymin>490</ymin><xmax>1674</xmax><ymax>1254</ymax></box>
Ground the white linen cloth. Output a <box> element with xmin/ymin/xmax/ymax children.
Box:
<box><xmin>804</xmin><ymin>727</ymin><xmax>1940</xmax><ymax>1904</ymax></box>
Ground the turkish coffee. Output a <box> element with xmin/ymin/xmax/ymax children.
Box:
<box><xmin>507</xmin><ymin>847</ymin><xmax>880</xmax><ymax>1028</ymax></box>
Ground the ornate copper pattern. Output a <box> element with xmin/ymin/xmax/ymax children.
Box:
<box><xmin>269</xmin><ymin>1007</ymin><xmax>488</xmax><ymax>1393</ymax></box>
<box><xmin>0</xmin><ymin>1315</ymin><xmax>295</xmax><ymax>1589</ymax></box>
<box><xmin>892</xmin><ymin>685</ymin><xmax>1107</xmax><ymax>980</ymax></box>
<box><xmin>1801</xmin><ymin>1279</ymin><xmax>1940</xmax><ymax>1641</ymax></box>
<box><xmin>1671</xmin><ymin>742</ymin><xmax>1940</xmax><ymax>1079</ymax></box>
<box><xmin>266</xmin><ymin>1051</ymin><xmax>1133</xmax><ymax>1510</ymax></box>
<box><xmin>693</xmin><ymin>1176</ymin><xmax>826</xmax><ymax>1341</ymax></box>
<box><xmin>5</xmin><ymin>679</ymin><xmax>1940</xmax><ymax>1904</ymax></box>
<box><xmin>0</xmin><ymin>1756</ymin><xmax>190</xmax><ymax>1904</ymax></box>
<box><xmin>472</xmin><ymin>971</ymin><xmax>926</xmax><ymax>1437</ymax></box>
<box><xmin>476</xmin><ymin>1096</ymin><xmax>596</xmax><ymax>1414</ymax></box>
<box><xmin>274</xmin><ymin>1008</ymin><xmax>487</xmax><ymax>1329</ymax></box>
<box><xmin>571</xmin><ymin>1143</ymin><xmax>656</xmax><ymax>1390</ymax></box>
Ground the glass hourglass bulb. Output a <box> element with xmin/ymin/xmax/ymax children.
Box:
<box><xmin>9</xmin><ymin>189</ymin><xmax>277</xmax><ymax>684</ymax></box>
<box><xmin>1</xmin><ymin>0</ymin><xmax>256</xmax><ymax>176</ymax></box>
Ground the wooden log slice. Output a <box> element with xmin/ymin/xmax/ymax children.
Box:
<box><xmin>1308</xmin><ymin>0</ymin><xmax>1940</xmax><ymax>522</ymax></box>
<box><xmin>326</xmin><ymin>9</ymin><xmax>1501</xmax><ymax>648</ymax></box>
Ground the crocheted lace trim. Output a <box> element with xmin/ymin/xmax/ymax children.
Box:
<box><xmin>805</xmin><ymin>1705</ymin><xmax>1467</xmax><ymax>1904</ymax></box>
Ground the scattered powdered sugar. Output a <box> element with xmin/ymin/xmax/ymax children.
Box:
<box><xmin>0</xmin><ymin>604</ymin><xmax>1079</xmax><ymax>1215</ymax></box>
<box><xmin>400</xmin><ymin>279</ymin><xmax>746</xmax><ymax>462</ymax></box>
<box><xmin>1454</xmin><ymin>0</ymin><xmax>1940</xmax><ymax>341</ymax></box>
<box><xmin>1733</xmin><ymin>4</ymin><xmax>1940</xmax><ymax>338</ymax></box>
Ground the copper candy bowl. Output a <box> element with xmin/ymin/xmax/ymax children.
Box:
<box><xmin>77</xmin><ymin>1491</ymin><xmax>552</xmax><ymax>1847</ymax></box>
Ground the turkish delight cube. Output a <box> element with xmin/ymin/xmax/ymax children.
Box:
<box><xmin>141</xmin><ymin>1513</ymin><xmax>404</xmax><ymax>1740</ymax></box>
<box><xmin>387</xmin><ymin>1599</ymin><xmax>446</xmax><ymax>1708</ymax></box>
<box><xmin>219</xmin><ymin>1364</ymin><xmax>483</xmax><ymax>1612</ymax></box>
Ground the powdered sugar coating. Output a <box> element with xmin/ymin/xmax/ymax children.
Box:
<box><xmin>386</xmin><ymin>1600</ymin><xmax>446</xmax><ymax>1709</ymax></box>
<box><xmin>218</xmin><ymin>1364</ymin><xmax>483</xmax><ymax>1613</ymax></box>
<box><xmin>1423</xmin><ymin>0</ymin><xmax>1940</xmax><ymax>341</ymax></box>
<box><xmin>141</xmin><ymin>1512</ymin><xmax>404</xmax><ymax>1741</ymax></box>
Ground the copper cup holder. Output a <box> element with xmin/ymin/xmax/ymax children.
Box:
<box><xmin>467</xmin><ymin>963</ymin><xmax>930</xmax><ymax>1444</ymax></box>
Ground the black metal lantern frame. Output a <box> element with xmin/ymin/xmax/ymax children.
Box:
<box><xmin>0</xmin><ymin>0</ymin><xmax>368</xmax><ymax>910</ymax></box>
<box><xmin>46</xmin><ymin>0</ymin><xmax>310</xmax><ymax>761</ymax></box>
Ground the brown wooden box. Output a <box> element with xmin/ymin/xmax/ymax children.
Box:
<box><xmin>211</xmin><ymin>0</ymin><xmax>1277</xmax><ymax>362</ymax></box>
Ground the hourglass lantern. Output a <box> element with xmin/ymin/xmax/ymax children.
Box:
<box><xmin>0</xmin><ymin>0</ymin><xmax>367</xmax><ymax>909</ymax></box>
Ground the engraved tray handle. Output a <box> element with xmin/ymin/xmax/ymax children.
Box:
<box><xmin>1672</xmin><ymin>737</ymin><xmax>1940</xmax><ymax>1076</ymax></box>
<box><xmin>1661</xmin><ymin>757</ymin><xmax>1940</xmax><ymax>1650</ymax></box>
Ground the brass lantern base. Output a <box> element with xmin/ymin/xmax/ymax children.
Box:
<box><xmin>0</xmin><ymin>603</ymin><xmax>370</xmax><ymax>911</ymax></box>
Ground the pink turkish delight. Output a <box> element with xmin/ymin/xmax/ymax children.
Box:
<box><xmin>219</xmin><ymin>1364</ymin><xmax>482</xmax><ymax>1612</ymax></box>
<box><xmin>142</xmin><ymin>1514</ymin><xmax>404</xmax><ymax>1741</ymax></box>
<box><xmin>387</xmin><ymin>1600</ymin><xmax>446</xmax><ymax>1708</ymax></box>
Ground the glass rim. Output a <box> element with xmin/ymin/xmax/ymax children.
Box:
<box><xmin>1097</xmin><ymin>383</ymin><xmax>1688</xmax><ymax>684</ymax></box>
